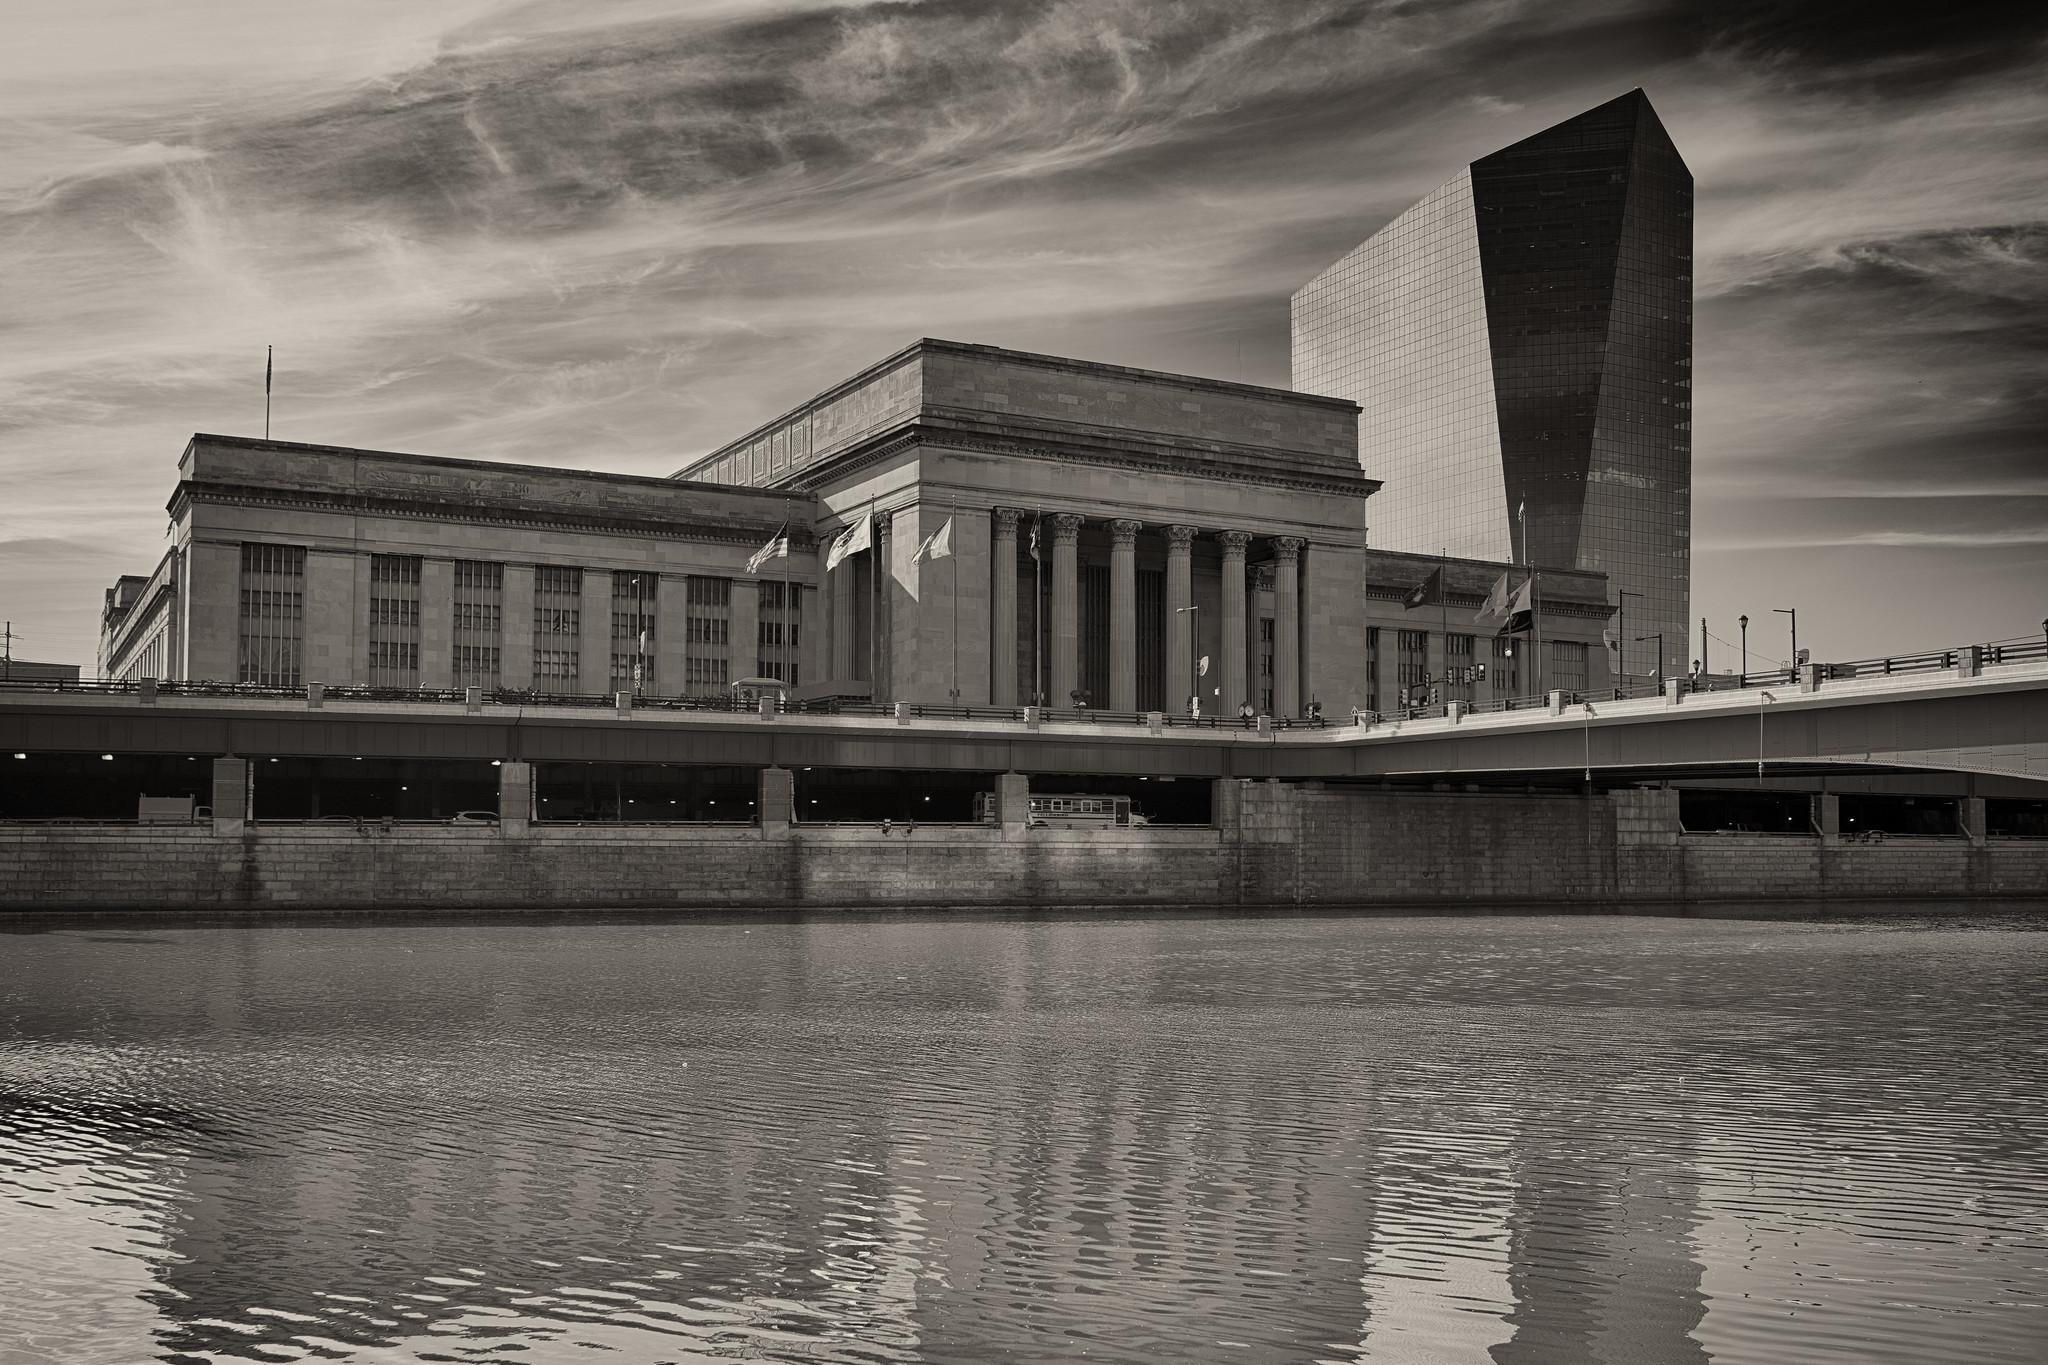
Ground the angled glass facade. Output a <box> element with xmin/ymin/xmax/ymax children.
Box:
<box><xmin>1293</xmin><ymin>89</ymin><xmax>1693</xmax><ymax>678</ymax></box>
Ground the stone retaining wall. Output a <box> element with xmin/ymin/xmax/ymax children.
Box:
<box><xmin>3</xmin><ymin>784</ymin><xmax>2044</xmax><ymax>912</ymax></box>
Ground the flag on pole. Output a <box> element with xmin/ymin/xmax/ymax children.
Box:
<box><xmin>1028</xmin><ymin>515</ymin><xmax>1040</xmax><ymax>561</ymax></box>
<box><xmin>825</xmin><ymin>514</ymin><xmax>872</xmax><ymax>572</ymax></box>
<box><xmin>1497</xmin><ymin>578</ymin><xmax>1534</xmax><ymax>636</ymax></box>
<box><xmin>265</xmin><ymin>345</ymin><xmax>272</xmax><ymax>395</ymax></box>
<box><xmin>1402</xmin><ymin>566</ymin><xmax>1443</xmax><ymax>611</ymax></box>
<box><xmin>746</xmin><ymin>524</ymin><xmax>790</xmax><ymax>574</ymax></box>
<box><xmin>1601</xmin><ymin>625</ymin><xmax>1619</xmax><ymax>656</ymax></box>
<box><xmin>1198</xmin><ymin>655</ymin><xmax>1210</xmax><ymax>677</ymax></box>
<box><xmin>914</xmin><ymin>517</ymin><xmax>954</xmax><ymax>562</ymax></box>
<box><xmin>1475</xmin><ymin>571</ymin><xmax>1513</xmax><ymax>626</ymax></box>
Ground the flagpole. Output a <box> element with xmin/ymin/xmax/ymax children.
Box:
<box><xmin>264</xmin><ymin>345</ymin><xmax>272</xmax><ymax>440</ymax></box>
<box><xmin>950</xmin><ymin>494</ymin><xmax>960</xmax><ymax>703</ymax></box>
<box><xmin>1439</xmin><ymin>545</ymin><xmax>1448</xmax><ymax>705</ymax></box>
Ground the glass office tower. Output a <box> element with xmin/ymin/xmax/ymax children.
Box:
<box><xmin>1293</xmin><ymin>89</ymin><xmax>1693</xmax><ymax>679</ymax></box>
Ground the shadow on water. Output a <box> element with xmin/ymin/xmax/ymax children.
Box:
<box><xmin>1</xmin><ymin>914</ymin><xmax>2044</xmax><ymax>1363</ymax></box>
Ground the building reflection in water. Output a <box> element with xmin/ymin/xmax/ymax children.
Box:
<box><xmin>2</xmin><ymin>916</ymin><xmax>2044</xmax><ymax>1364</ymax></box>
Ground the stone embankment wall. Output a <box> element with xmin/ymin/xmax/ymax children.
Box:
<box><xmin>2</xmin><ymin>784</ymin><xmax>2043</xmax><ymax>912</ymax></box>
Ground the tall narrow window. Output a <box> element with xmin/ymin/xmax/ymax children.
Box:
<box><xmin>610</xmin><ymin>571</ymin><xmax>659</xmax><ymax>694</ymax></box>
<box><xmin>1258</xmin><ymin>616</ymin><xmax>1275</xmax><ymax>714</ymax></box>
<box><xmin>237</xmin><ymin>543</ymin><xmax>304</xmax><ymax>687</ymax></box>
<box><xmin>684</xmin><ymin>575</ymin><xmax>731</xmax><ymax>695</ymax></box>
<box><xmin>533</xmin><ymin>565</ymin><xmax>582</xmax><ymax>694</ymax></box>
<box><xmin>367</xmin><ymin>555</ymin><xmax>422</xmax><ymax>687</ymax></box>
<box><xmin>1447</xmin><ymin>633</ymin><xmax>1476</xmax><ymax>701</ymax></box>
<box><xmin>755</xmin><ymin>581</ymin><xmax>800</xmax><ymax>685</ymax></box>
<box><xmin>452</xmin><ymin>560</ymin><xmax>503</xmax><ymax>690</ymax></box>
<box><xmin>1396</xmin><ymin>628</ymin><xmax>1429</xmax><ymax>704</ymax></box>
<box><xmin>1367</xmin><ymin>626</ymin><xmax>1381</xmax><ymax>710</ymax></box>
<box><xmin>1492</xmin><ymin>637</ymin><xmax>1520</xmax><ymax>697</ymax></box>
<box><xmin>1551</xmin><ymin>639</ymin><xmax>1588</xmax><ymax>694</ymax></box>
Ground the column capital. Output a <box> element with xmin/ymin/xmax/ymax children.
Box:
<box><xmin>1050</xmin><ymin>512</ymin><xmax>1083</xmax><ymax>545</ymax></box>
<box><xmin>1165</xmin><ymin>524</ymin><xmax>1198</xmax><ymax>552</ymax></box>
<box><xmin>875</xmin><ymin>509</ymin><xmax>892</xmax><ymax>535</ymax></box>
<box><xmin>1109</xmin><ymin>519</ymin><xmax>1142</xmax><ymax>549</ymax></box>
<box><xmin>1219</xmin><ymin>530</ymin><xmax>1252</xmax><ymax>557</ymax></box>
<box><xmin>1272</xmin><ymin>535</ymin><xmax>1304</xmax><ymax>561</ymax></box>
<box><xmin>992</xmin><ymin>507</ymin><xmax>1022</xmax><ymax>536</ymax></box>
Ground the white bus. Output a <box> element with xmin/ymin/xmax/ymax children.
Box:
<box><xmin>973</xmin><ymin>792</ymin><xmax>1135</xmax><ymax>827</ymax></box>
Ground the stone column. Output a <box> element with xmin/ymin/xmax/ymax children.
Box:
<box><xmin>1272</xmin><ymin>536</ymin><xmax>1302</xmax><ymax>719</ymax></box>
<box><xmin>578</xmin><ymin>570</ymin><xmax>613</xmax><ymax>695</ymax></box>
<box><xmin>1816</xmin><ymin>792</ymin><xmax>1841</xmax><ymax>843</ymax></box>
<box><xmin>419</xmin><ymin>558</ymin><xmax>455</xmax><ymax>688</ymax></box>
<box><xmin>996</xmin><ymin>771</ymin><xmax>1031</xmax><ymax>839</ymax></box>
<box><xmin>1109</xmin><ymin>519</ymin><xmax>1141</xmax><ymax>712</ymax></box>
<box><xmin>1049</xmin><ymin>513</ymin><xmax>1082</xmax><ymax>707</ymax></box>
<box><xmin>990</xmin><ymin>509</ymin><xmax>1020</xmax><ymax>706</ymax></box>
<box><xmin>831</xmin><ymin>549</ymin><xmax>856</xmax><ymax>685</ymax></box>
<box><xmin>1962</xmin><ymin>795</ymin><xmax>1987</xmax><ymax>847</ymax></box>
<box><xmin>498</xmin><ymin>760</ymin><xmax>532</xmax><ymax>838</ymax></box>
<box><xmin>1165</xmin><ymin>525</ymin><xmax>1196</xmax><ymax>715</ymax></box>
<box><xmin>801</xmin><ymin>540</ymin><xmax>829</xmax><ymax>689</ymax></box>
<box><xmin>1219</xmin><ymin>530</ymin><xmax>1250</xmax><ymax>715</ymax></box>
<box><xmin>874</xmin><ymin>512</ymin><xmax>893</xmax><ymax>698</ymax></box>
<box><xmin>501</xmin><ymin>564</ymin><xmax>535</xmax><ymax>690</ymax></box>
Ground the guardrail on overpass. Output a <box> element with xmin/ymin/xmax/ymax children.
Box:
<box><xmin>3</xmin><ymin>631</ymin><xmax>2045</xmax><ymax>784</ymax></box>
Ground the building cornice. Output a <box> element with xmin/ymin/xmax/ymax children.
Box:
<box><xmin>173</xmin><ymin>482</ymin><xmax>820</xmax><ymax>551</ymax></box>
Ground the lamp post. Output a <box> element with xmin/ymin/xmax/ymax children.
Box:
<box><xmin>1739</xmin><ymin>614</ymin><xmax>1749</xmax><ymax>687</ymax></box>
<box><xmin>1636</xmin><ymin>634</ymin><xmax>1665</xmax><ymax>690</ymax></box>
<box><xmin>1616</xmin><ymin>589</ymin><xmax>1642</xmax><ymax>694</ymax></box>
<box><xmin>1773</xmin><ymin>606</ymin><xmax>1798</xmax><ymax>682</ymax></box>
<box><xmin>1175</xmin><ymin>605</ymin><xmax>1200</xmax><ymax>718</ymax></box>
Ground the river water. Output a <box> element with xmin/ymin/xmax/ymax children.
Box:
<box><xmin>2</xmin><ymin>913</ymin><xmax>2044</xmax><ymax>1364</ymax></box>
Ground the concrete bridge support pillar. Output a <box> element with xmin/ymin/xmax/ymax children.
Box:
<box><xmin>1220</xmin><ymin>531</ymin><xmax>1250</xmax><ymax>716</ymax></box>
<box><xmin>990</xmin><ymin>510</ymin><xmax>1019</xmax><ymax>707</ymax></box>
<box><xmin>759</xmin><ymin>766</ymin><xmax>794</xmax><ymax>836</ymax></box>
<box><xmin>1962</xmin><ymin>796</ymin><xmax>1987</xmax><ymax>847</ymax></box>
<box><xmin>1816</xmin><ymin>792</ymin><xmax>1841</xmax><ymax>843</ymax></box>
<box><xmin>211</xmin><ymin>756</ymin><xmax>249</xmax><ymax>837</ymax></box>
<box><xmin>1165</xmin><ymin>525</ymin><xmax>1195</xmax><ymax>715</ymax></box>
<box><xmin>498</xmin><ymin>761</ymin><xmax>532</xmax><ymax>838</ymax></box>
<box><xmin>1272</xmin><ymin>536</ymin><xmax>1302</xmax><ymax>720</ymax></box>
<box><xmin>996</xmin><ymin>771</ymin><xmax>1030</xmax><ymax>838</ymax></box>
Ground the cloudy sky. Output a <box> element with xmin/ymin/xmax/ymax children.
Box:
<box><xmin>4</xmin><ymin>0</ymin><xmax>2044</xmax><ymax>670</ymax></box>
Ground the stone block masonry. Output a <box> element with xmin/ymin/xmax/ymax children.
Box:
<box><xmin>2</xmin><ymin>784</ymin><xmax>2043</xmax><ymax>913</ymax></box>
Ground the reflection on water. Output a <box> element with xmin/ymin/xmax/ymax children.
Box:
<box><xmin>2</xmin><ymin>914</ymin><xmax>2045</xmax><ymax>1363</ymax></box>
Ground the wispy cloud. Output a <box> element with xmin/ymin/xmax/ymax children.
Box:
<box><xmin>3</xmin><ymin>0</ymin><xmax>2045</xmax><ymax>666</ymax></box>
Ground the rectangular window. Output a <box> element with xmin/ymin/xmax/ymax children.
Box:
<box><xmin>237</xmin><ymin>543</ymin><xmax>304</xmax><ymax>687</ymax></box>
<box><xmin>452</xmin><ymin>560</ymin><xmax>503</xmax><ymax>691</ymax></box>
<box><xmin>533</xmin><ymin>565</ymin><xmax>582</xmax><ymax>694</ymax></box>
<box><xmin>1447</xmin><ymin>633</ymin><xmax>1475</xmax><ymax>701</ymax></box>
<box><xmin>367</xmin><ymin>554</ymin><xmax>422</xmax><ymax>688</ymax></box>
<box><xmin>1492</xmin><ymin>637</ymin><xmax>1520</xmax><ymax>697</ymax></box>
<box><xmin>1396</xmin><ymin>628</ymin><xmax>1429</xmax><ymax>703</ymax></box>
<box><xmin>1367</xmin><ymin>626</ymin><xmax>1380</xmax><ymax>710</ymax></box>
<box><xmin>684</xmin><ymin>575</ymin><xmax>732</xmax><ymax>694</ymax></box>
<box><xmin>755</xmin><ymin>580</ymin><xmax>801</xmax><ymax>685</ymax></box>
<box><xmin>1551</xmin><ymin>640</ymin><xmax>1588</xmax><ymax>694</ymax></box>
<box><xmin>609</xmin><ymin>571</ymin><xmax>660</xmax><ymax>694</ymax></box>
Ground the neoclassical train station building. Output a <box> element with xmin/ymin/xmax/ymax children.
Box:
<box><xmin>99</xmin><ymin>339</ymin><xmax>1614</xmax><ymax>716</ymax></box>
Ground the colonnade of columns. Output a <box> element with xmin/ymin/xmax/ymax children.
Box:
<box><xmin>987</xmin><ymin>510</ymin><xmax>1306</xmax><ymax>717</ymax></box>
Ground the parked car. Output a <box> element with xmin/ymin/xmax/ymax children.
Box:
<box><xmin>449</xmin><ymin>810</ymin><xmax>499</xmax><ymax>825</ymax></box>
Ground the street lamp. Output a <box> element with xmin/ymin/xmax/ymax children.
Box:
<box><xmin>1174</xmin><ymin>605</ymin><xmax>1200</xmax><ymax>718</ymax></box>
<box><xmin>1616</xmin><ymin>589</ymin><xmax>1643</xmax><ymax>693</ymax></box>
<box><xmin>1773</xmin><ymin>607</ymin><xmax>1798</xmax><ymax>681</ymax></box>
<box><xmin>1739</xmin><ymin>614</ymin><xmax>1749</xmax><ymax>687</ymax></box>
<box><xmin>1636</xmin><ymin>634</ymin><xmax>1665</xmax><ymax>689</ymax></box>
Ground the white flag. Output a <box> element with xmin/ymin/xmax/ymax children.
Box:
<box><xmin>746</xmin><ymin>524</ymin><xmax>789</xmax><ymax>574</ymax></box>
<box><xmin>1475</xmin><ymin>571</ymin><xmax>1513</xmax><ymax>626</ymax></box>
<box><xmin>825</xmin><ymin>514</ymin><xmax>872</xmax><ymax>572</ymax></box>
<box><xmin>1198</xmin><ymin>655</ymin><xmax>1210</xmax><ymax>677</ymax></box>
<box><xmin>915</xmin><ymin>518</ymin><xmax>954</xmax><ymax>562</ymax></box>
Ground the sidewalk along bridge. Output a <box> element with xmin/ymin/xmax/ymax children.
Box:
<box><xmin>1</xmin><ymin>634</ymin><xmax>2044</xmax><ymax>788</ymax></box>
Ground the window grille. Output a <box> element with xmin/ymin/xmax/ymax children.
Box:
<box><xmin>609</xmin><ymin>571</ymin><xmax>660</xmax><ymax>694</ymax></box>
<box><xmin>1551</xmin><ymin>639</ymin><xmax>1588</xmax><ymax>693</ymax></box>
<box><xmin>367</xmin><ymin>555</ymin><xmax>422</xmax><ymax>687</ymax></box>
<box><xmin>237</xmin><ymin>543</ymin><xmax>304</xmax><ymax>686</ymax></box>
<box><xmin>1492</xmin><ymin>637</ymin><xmax>1520</xmax><ymax>696</ymax></box>
<box><xmin>533</xmin><ymin>565</ymin><xmax>582</xmax><ymax>694</ymax></box>
<box><xmin>755</xmin><ymin>580</ymin><xmax>800</xmax><ymax>684</ymax></box>
<box><xmin>1396</xmin><ymin>628</ymin><xmax>1429</xmax><ymax>701</ymax></box>
<box><xmin>452</xmin><ymin>560</ymin><xmax>503</xmax><ymax>689</ymax></box>
<box><xmin>683</xmin><ymin>575</ymin><xmax>731</xmax><ymax>695</ymax></box>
